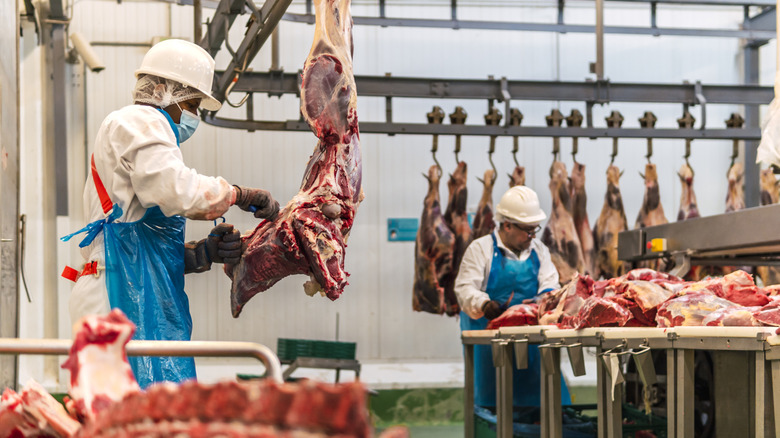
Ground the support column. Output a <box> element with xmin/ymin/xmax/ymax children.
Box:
<box><xmin>744</xmin><ymin>41</ymin><xmax>761</xmax><ymax>208</ymax></box>
<box><xmin>0</xmin><ymin>0</ymin><xmax>20</xmax><ymax>390</ymax></box>
<box><xmin>464</xmin><ymin>344</ymin><xmax>474</xmax><ymax>438</ymax></box>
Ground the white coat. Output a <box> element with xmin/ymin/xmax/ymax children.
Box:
<box><xmin>68</xmin><ymin>105</ymin><xmax>234</xmax><ymax>326</ymax></box>
<box><xmin>454</xmin><ymin>231</ymin><xmax>560</xmax><ymax>320</ymax></box>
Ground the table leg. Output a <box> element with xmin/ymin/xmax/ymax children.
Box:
<box><xmin>464</xmin><ymin>344</ymin><xmax>474</xmax><ymax>438</ymax></box>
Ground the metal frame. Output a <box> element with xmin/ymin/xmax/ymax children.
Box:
<box><xmin>0</xmin><ymin>338</ymin><xmax>284</xmax><ymax>383</ymax></box>
<box><xmin>618</xmin><ymin>204</ymin><xmax>780</xmax><ymax>275</ymax></box>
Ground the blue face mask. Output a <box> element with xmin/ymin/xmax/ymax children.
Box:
<box><xmin>176</xmin><ymin>104</ymin><xmax>200</xmax><ymax>143</ymax></box>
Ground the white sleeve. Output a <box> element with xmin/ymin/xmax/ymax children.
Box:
<box><xmin>535</xmin><ymin>241</ymin><xmax>560</xmax><ymax>293</ymax></box>
<box><xmin>455</xmin><ymin>240</ymin><xmax>491</xmax><ymax>319</ymax></box>
<box><xmin>115</xmin><ymin>113</ymin><xmax>234</xmax><ymax>221</ymax></box>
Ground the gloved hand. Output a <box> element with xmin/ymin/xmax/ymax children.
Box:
<box><xmin>184</xmin><ymin>223</ymin><xmax>242</xmax><ymax>274</ymax></box>
<box><xmin>233</xmin><ymin>185</ymin><xmax>280</xmax><ymax>220</ymax></box>
<box><xmin>206</xmin><ymin>223</ymin><xmax>242</xmax><ymax>265</ymax></box>
<box><xmin>482</xmin><ymin>300</ymin><xmax>504</xmax><ymax>320</ymax></box>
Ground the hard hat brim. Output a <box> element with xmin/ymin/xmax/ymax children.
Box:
<box><xmin>200</xmin><ymin>94</ymin><xmax>222</xmax><ymax>111</ymax></box>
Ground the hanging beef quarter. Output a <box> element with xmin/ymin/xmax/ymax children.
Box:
<box><xmin>725</xmin><ymin>162</ymin><xmax>745</xmax><ymax>213</ymax></box>
<box><xmin>571</xmin><ymin>162</ymin><xmax>596</xmax><ymax>277</ymax></box>
<box><xmin>541</xmin><ymin>161</ymin><xmax>585</xmax><ymax>282</ymax></box>
<box><xmin>439</xmin><ymin>161</ymin><xmax>471</xmax><ymax>316</ymax></box>
<box><xmin>676</xmin><ymin>163</ymin><xmax>699</xmax><ymax>221</ymax></box>
<box><xmin>509</xmin><ymin>165</ymin><xmax>526</xmax><ymax>187</ymax></box>
<box><xmin>634</xmin><ymin>163</ymin><xmax>668</xmax><ymax>271</ymax></box>
<box><xmin>413</xmin><ymin>165</ymin><xmax>456</xmax><ymax>314</ymax></box>
<box><xmin>593</xmin><ymin>165</ymin><xmax>629</xmax><ymax>279</ymax></box>
<box><xmin>227</xmin><ymin>0</ymin><xmax>363</xmax><ymax>316</ymax></box>
<box><xmin>758</xmin><ymin>169</ymin><xmax>780</xmax><ymax>285</ymax></box>
<box><xmin>472</xmin><ymin>169</ymin><xmax>496</xmax><ymax>239</ymax></box>
<box><xmin>675</xmin><ymin>163</ymin><xmax>703</xmax><ymax>280</ymax></box>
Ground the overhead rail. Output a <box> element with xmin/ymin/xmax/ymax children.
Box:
<box><xmin>205</xmin><ymin>71</ymin><xmax>771</xmax><ymax>137</ymax></box>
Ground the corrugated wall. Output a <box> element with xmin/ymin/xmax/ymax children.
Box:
<box><xmin>17</xmin><ymin>0</ymin><xmax>770</xmax><ymax>387</ymax></box>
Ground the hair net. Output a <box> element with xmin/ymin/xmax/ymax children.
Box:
<box><xmin>133</xmin><ymin>74</ymin><xmax>205</xmax><ymax>109</ymax></box>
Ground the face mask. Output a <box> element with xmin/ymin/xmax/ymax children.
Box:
<box><xmin>176</xmin><ymin>103</ymin><xmax>200</xmax><ymax>143</ymax></box>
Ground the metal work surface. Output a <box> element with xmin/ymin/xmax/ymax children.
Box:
<box><xmin>618</xmin><ymin>203</ymin><xmax>780</xmax><ymax>263</ymax></box>
<box><xmin>0</xmin><ymin>338</ymin><xmax>284</xmax><ymax>383</ymax></box>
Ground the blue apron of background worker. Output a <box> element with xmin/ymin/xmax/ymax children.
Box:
<box><xmin>455</xmin><ymin>185</ymin><xmax>570</xmax><ymax>408</ymax></box>
<box><xmin>61</xmin><ymin>39</ymin><xmax>280</xmax><ymax>388</ymax></box>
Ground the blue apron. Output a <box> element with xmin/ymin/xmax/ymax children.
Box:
<box><xmin>461</xmin><ymin>233</ymin><xmax>571</xmax><ymax>407</ymax></box>
<box><xmin>62</xmin><ymin>108</ymin><xmax>196</xmax><ymax>389</ymax></box>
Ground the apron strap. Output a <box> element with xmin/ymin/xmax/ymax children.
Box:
<box><xmin>91</xmin><ymin>154</ymin><xmax>114</xmax><ymax>215</ymax></box>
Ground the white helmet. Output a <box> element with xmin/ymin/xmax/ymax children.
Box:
<box><xmin>135</xmin><ymin>39</ymin><xmax>221</xmax><ymax>111</ymax></box>
<box><xmin>495</xmin><ymin>186</ymin><xmax>547</xmax><ymax>225</ymax></box>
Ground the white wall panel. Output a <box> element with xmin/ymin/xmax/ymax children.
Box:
<box><xmin>18</xmin><ymin>0</ymin><xmax>760</xmax><ymax>377</ymax></box>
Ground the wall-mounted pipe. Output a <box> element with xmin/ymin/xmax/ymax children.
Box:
<box><xmin>595</xmin><ymin>0</ymin><xmax>604</xmax><ymax>80</ymax></box>
<box><xmin>194</xmin><ymin>0</ymin><xmax>203</xmax><ymax>43</ymax></box>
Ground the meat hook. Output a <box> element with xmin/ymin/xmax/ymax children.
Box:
<box><xmin>725</xmin><ymin>112</ymin><xmax>744</xmax><ymax>174</ymax></box>
<box><xmin>487</xmin><ymin>140</ymin><xmax>498</xmax><ymax>185</ymax></box>
<box><xmin>449</xmin><ymin>106</ymin><xmax>468</xmax><ymax>164</ymax></box>
<box><xmin>426</xmin><ymin>106</ymin><xmax>446</xmax><ymax>176</ymax></box>
<box><xmin>605</xmin><ymin>110</ymin><xmax>624</xmax><ymax>165</ymax></box>
<box><xmin>508</xmin><ymin>108</ymin><xmax>523</xmax><ymax>167</ymax></box>
<box><xmin>565</xmin><ymin>109</ymin><xmax>584</xmax><ymax>164</ymax></box>
<box><xmin>639</xmin><ymin>111</ymin><xmax>657</xmax><ymax>164</ymax></box>
<box><xmin>677</xmin><ymin>109</ymin><xmax>696</xmax><ymax>177</ymax></box>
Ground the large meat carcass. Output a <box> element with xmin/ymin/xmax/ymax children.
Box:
<box><xmin>412</xmin><ymin>165</ymin><xmax>456</xmax><ymax>314</ymax></box>
<box><xmin>634</xmin><ymin>163</ymin><xmax>668</xmax><ymax>271</ymax></box>
<box><xmin>471</xmin><ymin>169</ymin><xmax>496</xmax><ymax>239</ymax></box>
<box><xmin>593</xmin><ymin>165</ymin><xmax>629</xmax><ymax>279</ymax></box>
<box><xmin>758</xmin><ymin>169</ymin><xmax>780</xmax><ymax>285</ymax></box>
<box><xmin>676</xmin><ymin>163</ymin><xmax>699</xmax><ymax>221</ymax></box>
<box><xmin>227</xmin><ymin>0</ymin><xmax>363</xmax><ymax>316</ymax></box>
<box><xmin>725</xmin><ymin>162</ymin><xmax>745</xmax><ymax>213</ymax></box>
<box><xmin>508</xmin><ymin>165</ymin><xmax>525</xmax><ymax>187</ymax></box>
<box><xmin>571</xmin><ymin>162</ymin><xmax>596</xmax><ymax>277</ymax></box>
<box><xmin>541</xmin><ymin>161</ymin><xmax>585</xmax><ymax>282</ymax></box>
<box><xmin>439</xmin><ymin>161</ymin><xmax>471</xmax><ymax>315</ymax></box>
<box><xmin>2</xmin><ymin>310</ymin><xmax>408</xmax><ymax>438</ymax></box>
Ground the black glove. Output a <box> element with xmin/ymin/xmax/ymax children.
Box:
<box><xmin>184</xmin><ymin>224</ymin><xmax>242</xmax><ymax>274</ymax></box>
<box><xmin>482</xmin><ymin>300</ymin><xmax>504</xmax><ymax>320</ymax></box>
<box><xmin>206</xmin><ymin>223</ymin><xmax>242</xmax><ymax>265</ymax></box>
<box><xmin>233</xmin><ymin>185</ymin><xmax>280</xmax><ymax>220</ymax></box>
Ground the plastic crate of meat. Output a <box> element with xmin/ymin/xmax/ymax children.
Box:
<box><xmin>277</xmin><ymin>338</ymin><xmax>356</xmax><ymax>362</ymax></box>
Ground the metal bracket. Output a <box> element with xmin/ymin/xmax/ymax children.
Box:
<box><xmin>566</xmin><ymin>343</ymin><xmax>587</xmax><ymax>377</ymax></box>
<box><xmin>512</xmin><ymin>338</ymin><xmax>529</xmax><ymax>369</ymax></box>
<box><xmin>669</xmin><ymin>251</ymin><xmax>692</xmax><ymax>278</ymax></box>
<box><xmin>694</xmin><ymin>80</ymin><xmax>707</xmax><ymax>129</ymax></box>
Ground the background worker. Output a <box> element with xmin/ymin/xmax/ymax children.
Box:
<box><xmin>62</xmin><ymin>39</ymin><xmax>279</xmax><ymax>388</ymax></box>
<box><xmin>455</xmin><ymin>185</ymin><xmax>570</xmax><ymax>411</ymax></box>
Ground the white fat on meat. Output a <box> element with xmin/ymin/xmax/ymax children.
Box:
<box><xmin>61</xmin><ymin>309</ymin><xmax>140</xmax><ymax>421</ymax></box>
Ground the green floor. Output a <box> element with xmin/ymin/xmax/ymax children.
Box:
<box><xmin>371</xmin><ymin>386</ymin><xmax>598</xmax><ymax>436</ymax></box>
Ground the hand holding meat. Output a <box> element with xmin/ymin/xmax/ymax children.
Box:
<box><xmin>233</xmin><ymin>185</ymin><xmax>280</xmax><ymax>219</ymax></box>
<box><xmin>483</xmin><ymin>300</ymin><xmax>504</xmax><ymax>320</ymax></box>
<box><xmin>207</xmin><ymin>223</ymin><xmax>242</xmax><ymax>265</ymax></box>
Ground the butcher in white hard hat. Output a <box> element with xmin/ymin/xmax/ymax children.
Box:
<box><xmin>455</xmin><ymin>185</ymin><xmax>571</xmax><ymax>411</ymax></box>
<box><xmin>61</xmin><ymin>39</ymin><xmax>279</xmax><ymax>388</ymax></box>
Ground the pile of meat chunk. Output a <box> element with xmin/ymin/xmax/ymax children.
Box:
<box><xmin>0</xmin><ymin>310</ymin><xmax>406</xmax><ymax>438</ymax></box>
<box><xmin>488</xmin><ymin>268</ymin><xmax>780</xmax><ymax>330</ymax></box>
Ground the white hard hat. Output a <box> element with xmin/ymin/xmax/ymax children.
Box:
<box><xmin>495</xmin><ymin>186</ymin><xmax>547</xmax><ymax>225</ymax></box>
<box><xmin>135</xmin><ymin>39</ymin><xmax>221</xmax><ymax>111</ymax></box>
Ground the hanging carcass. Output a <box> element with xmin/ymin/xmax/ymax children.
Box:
<box><xmin>508</xmin><ymin>166</ymin><xmax>526</xmax><ymax>187</ymax></box>
<box><xmin>439</xmin><ymin>161</ymin><xmax>471</xmax><ymax>315</ymax></box>
<box><xmin>472</xmin><ymin>169</ymin><xmax>496</xmax><ymax>239</ymax></box>
<box><xmin>593</xmin><ymin>165</ymin><xmax>629</xmax><ymax>279</ymax></box>
<box><xmin>227</xmin><ymin>0</ymin><xmax>363</xmax><ymax>316</ymax></box>
<box><xmin>413</xmin><ymin>165</ymin><xmax>456</xmax><ymax>314</ymax></box>
<box><xmin>571</xmin><ymin>162</ymin><xmax>596</xmax><ymax>277</ymax></box>
<box><xmin>541</xmin><ymin>161</ymin><xmax>585</xmax><ymax>282</ymax></box>
<box><xmin>677</xmin><ymin>162</ymin><xmax>700</xmax><ymax>221</ymax></box>
<box><xmin>634</xmin><ymin>163</ymin><xmax>668</xmax><ymax>271</ymax></box>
